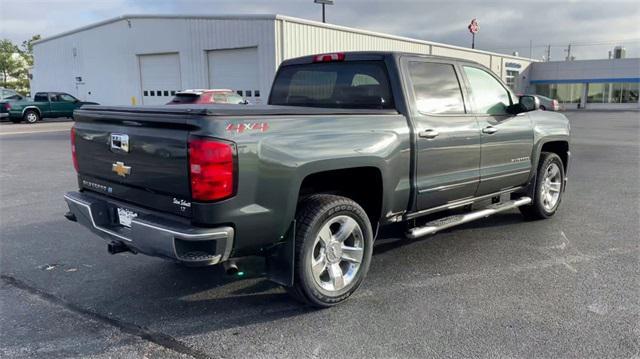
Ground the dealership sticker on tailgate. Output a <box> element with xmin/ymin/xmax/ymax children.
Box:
<box><xmin>117</xmin><ymin>208</ymin><xmax>138</xmax><ymax>227</ymax></box>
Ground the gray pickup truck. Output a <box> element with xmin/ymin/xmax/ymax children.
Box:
<box><xmin>64</xmin><ymin>52</ymin><xmax>570</xmax><ymax>307</ymax></box>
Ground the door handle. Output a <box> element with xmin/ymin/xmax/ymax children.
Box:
<box><xmin>419</xmin><ymin>129</ymin><xmax>440</xmax><ymax>139</ymax></box>
<box><xmin>482</xmin><ymin>126</ymin><xmax>498</xmax><ymax>134</ymax></box>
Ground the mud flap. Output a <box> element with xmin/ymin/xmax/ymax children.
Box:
<box><xmin>265</xmin><ymin>221</ymin><xmax>295</xmax><ymax>287</ymax></box>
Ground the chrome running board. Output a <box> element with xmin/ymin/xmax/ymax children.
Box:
<box><xmin>406</xmin><ymin>197</ymin><xmax>532</xmax><ymax>239</ymax></box>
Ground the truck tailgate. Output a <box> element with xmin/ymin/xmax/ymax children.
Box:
<box><xmin>73</xmin><ymin>108</ymin><xmax>199</xmax><ymax>216</ymax></box>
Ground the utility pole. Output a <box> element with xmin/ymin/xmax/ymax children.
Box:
<box><xmin>546</xmin><ymin>45</ymin><xmax>551</xmax><ymax>62</ymax></box>
<box><xmin>565</xmin><ymin>43</ymin><xmax>572</xmax><ymax>61</ymax></box>
<box><xmin>314</xmin><ymin>0</ymin><xmax>334</xmax><ymax>23</ymax></box>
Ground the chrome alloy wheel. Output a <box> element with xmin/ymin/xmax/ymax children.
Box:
<box><xmin>540</xmin><ymin>162</ymin><xmax>562</xmax><ymax>212</ymax></box>
<box><xmin>311</xmin><ymin>215</ymin><xmax>364</xmax><ymax>292</ymax></box>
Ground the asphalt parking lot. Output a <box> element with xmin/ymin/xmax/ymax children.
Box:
<box><xmin>1</xmin><ymin>111</ymin><xmax>638</xmax><ymax>358</ymax></box>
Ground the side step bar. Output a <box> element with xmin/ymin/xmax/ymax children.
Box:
<box><xmin>406</xmin><ymin>197</ymin><xmax>532</xmax><ymax>239</ymax></box>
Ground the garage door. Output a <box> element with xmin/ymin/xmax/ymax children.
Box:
<box><xmin>139</xmin><ymin>53</ymin><xmax>181</xmax><ymax>105</ymax></box>
<box><xmin>207</xmin><ymin>47</ymin><xmax>261</xmax><ymax>103</ymax></box>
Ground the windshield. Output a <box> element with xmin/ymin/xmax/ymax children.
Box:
<box><xmin>269</xmin><ymin>61</ymin><xmax>395</xmax><ymax>109</ymax></box>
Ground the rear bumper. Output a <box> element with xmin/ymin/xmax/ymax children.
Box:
<box><xmin>0</xmin><ymin>113</ymin><xmax>8</xmax><ymax>119</ymax></box>
<box><xmin>64</xmin><ymin>191</ymin><xmax>234</xmax><ymax>266</ymax></box>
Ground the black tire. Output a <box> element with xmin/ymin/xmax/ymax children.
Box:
<box><xmin>23</xmin><ymin>109</ymin><xmax>40</xmax><ymax>124</ymax></box>
<box><xmin>539</xmin><ymin>105</ymin><xmax>546</xmax><ymax>111</ymax></box>
<box><xmin>288</xmin><ymin>194</ymin><xmax>373</xmax><ymax>307</ymax></box>
<box><xmin>520</xmin><ymin>152</ymin><xmax>565</xmax><ymax>220</ymax></box>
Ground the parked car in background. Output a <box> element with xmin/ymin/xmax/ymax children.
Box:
<box><xmin>0</xmin><ymin>89</ymin><xmax>27</xmax><ymax>121</ymax></box>
<box><xmin>531</xmin><ymin>94</ymin><xmax>560</xmax><ymax>111</ymax></box>
<box><xmin>166</xmin><ymin>89</ymin><xmax>248</xmax><ymax>105</ymax></box>
<box><xmin>0</xmin><ymin>92</ymin><xmax>99</xmax><ymax>123</ymax></box>
<box><xmin>0</xmin><ymin>88</ymin><xmax>25</xmax><ymax>101</ymax></box>
<box><xmin>65</xmin><ymin>52</ymin><xmax>571</xmax><ymax>307</ymax></box>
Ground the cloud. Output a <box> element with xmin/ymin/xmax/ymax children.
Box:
<box><xmin>1</xmin><ymin>0</ymin><xmax>638</xmax><ymax>60</ymax></box>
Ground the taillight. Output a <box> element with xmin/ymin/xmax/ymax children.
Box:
<box><xmin>313</xmin><ymin>52</ymin><xmax>345</xmax><ymax>62</ymax></box>
<box><xmin>4</xmin><ymin>102</ymin><xmax>11</xmax><ymax>110</ymax></box>
<box><xmin>188</xmin><ymin>137</ymin><xmax>236</xmax><ymax>201</ymax></box>
<box><xmin>70</xmin><ymin>127</ymin><xmax>79</xmax><ymax>172</ymax></box>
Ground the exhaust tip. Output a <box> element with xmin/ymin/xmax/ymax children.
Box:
<box><xmin>107</xmin><ymin>241</ymin><xmax>130</xmax><ymax>255</ymax></box>
<box><xmin>64</xmin><ymin>211</ymin><xmax>77</xmax><ymax>222</ymax></box>
<box><xmin>223</xmin><ymin>261</ymin><xmax>240</xmax><ymax>276</ymax></box>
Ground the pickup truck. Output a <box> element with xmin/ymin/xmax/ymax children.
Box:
<box><xmin>1</xmin><ymin>92</ymin><xmax>98</xmax><ymax>123</ymax></box>
<box><xmin>64</xmin><ymin>52</ymin><xmax>570</xmax><ymax>307</ymax></box>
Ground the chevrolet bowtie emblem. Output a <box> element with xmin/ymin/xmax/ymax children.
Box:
<box><xmin>112</xmin><ymin>161</ymin><xmax>131</xmax><ymax>177</ymax></box>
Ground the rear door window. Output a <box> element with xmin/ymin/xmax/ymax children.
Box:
<box><xmin>408</xmin><ymin>61</ymin><xmax>466</xmax><ymax>114</ymax></box>
<box><xmin>270</xmin><ymin>61</ymin><xmax>395</xmax><ymax>109</ymax></box>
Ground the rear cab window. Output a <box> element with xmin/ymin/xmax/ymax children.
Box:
<box><xmin>168</xmin><ymin>93</ymin><xmax>200</xmax><ymax>104</ymax></box>
<box><xmin>34</xmin><ymin>93</ymin><xmax>48</xmax><ymax>102</ymax></box>
<box><xmin>269</xmin><ymin>61</ymin><xmax>395</xmax><ymax>109</ymax></box>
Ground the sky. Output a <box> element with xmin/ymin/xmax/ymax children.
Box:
<box><xmin>1</xmin><ymin>0</ymin><xmax>639</xmax><ymax>60</ymax></box>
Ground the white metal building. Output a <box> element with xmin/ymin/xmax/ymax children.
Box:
<box><xmin>31</xmin><ymin>14</ymin><xmax>535</xmax><ymax>105</ymax></box>
<box><xmin>525</xmin><ymin>58</ymin><xmax>640</xmax><ymax>110</ymax></box>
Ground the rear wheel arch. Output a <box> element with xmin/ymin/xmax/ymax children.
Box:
<box><xmin>297</xmin><ymin>167</ymin><xmax>384</xmax><ymax>232</ymax></box>
<box><xmin>22</xmin><ymin>106</ymin><xmax>42</xmax><ymax>116</ymax></box>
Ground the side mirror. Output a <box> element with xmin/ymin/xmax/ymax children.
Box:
<box><xmin>518</xmin><ymin>95</ymin><xmax>540</xmax><ymax>112</ymax></box>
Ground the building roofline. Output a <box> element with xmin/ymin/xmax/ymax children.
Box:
<box><xmin>33</xmin><ymin>13</ymin><xmax>535</xmax><ymax>62</ymax></box>
<box><xmin>273</xmin><ymin>15</ymin><xmax>535</xmax><ymax>62</ymax></box>
<box><xmin>32</xmin><ymin>14</ymin><xmax>280</xmax><ymax>45</ymax></box>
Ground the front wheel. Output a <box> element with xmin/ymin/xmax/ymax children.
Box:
<box><xmin>520</xmin><ymin>152</ymin><xmax>565</xmax><ymax>220</ymax></box>
<box><xmin>23</xmin><ymin>109</ymin><xmax>40</xmax><ymax>124</ymax></box>
<box><xmin>288</xmin><ymin>194</ymin><xmax>373</xmax><ymax>307</ymax></box>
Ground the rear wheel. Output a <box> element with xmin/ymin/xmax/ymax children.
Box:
<box><xmin>539</xmin><ymin>105</ymin><xmax>546</xmax><ymax>111</ymax></box>
<box><xmin>23</xmin><ymin>110</ymin><xmax>40</xmax><ymax>124</ymax></box>
<box><xmin>520</xmin><ymin>152</ymin><xmax>565</xmax><ymax>220</ymax></box>
<box><xmin>288</xmin><ymin>194</ymin><xmax>373</xmax><ymax>307</ymax></box>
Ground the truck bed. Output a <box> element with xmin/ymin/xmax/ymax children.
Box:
<box><xmin>78</xmin><ymin>104</ymin><xmax>399</xmax><ymax>117</ymax></box>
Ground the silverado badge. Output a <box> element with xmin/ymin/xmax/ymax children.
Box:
<box><xmin>112</xmin><ymin>161</ymin><xmax>131</xmax><ymax>177</ymax></box>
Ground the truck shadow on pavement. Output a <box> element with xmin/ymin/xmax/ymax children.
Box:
<box><xmin>6</xmin><ymin>211</ymin><xmax>533</xmax><ymax>343</ymax></box>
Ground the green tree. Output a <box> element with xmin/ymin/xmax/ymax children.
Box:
<box><xmin>0</xmin><ymin>39</ymin><xmax>21</xmax><ymax>87</ymax></box>
<box><xmin>19</xmin><ymin>34</ymin><xmax>41</xmax><ymax>67</ymax></box>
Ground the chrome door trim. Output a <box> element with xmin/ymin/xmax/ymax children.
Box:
<box><xmin>481</xmin><ymin>169</ymin><xmax>530</xmax><ymax>182</ymax></box>
<box><xmin>418</xmin><ymin>178</ymin><xmax>480</xmax><ymax>194</ymax></box>
<box><xmin>405</xmin><ymin>186</ymin><xmax>524</xmax><ymax>220</ymax></box>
